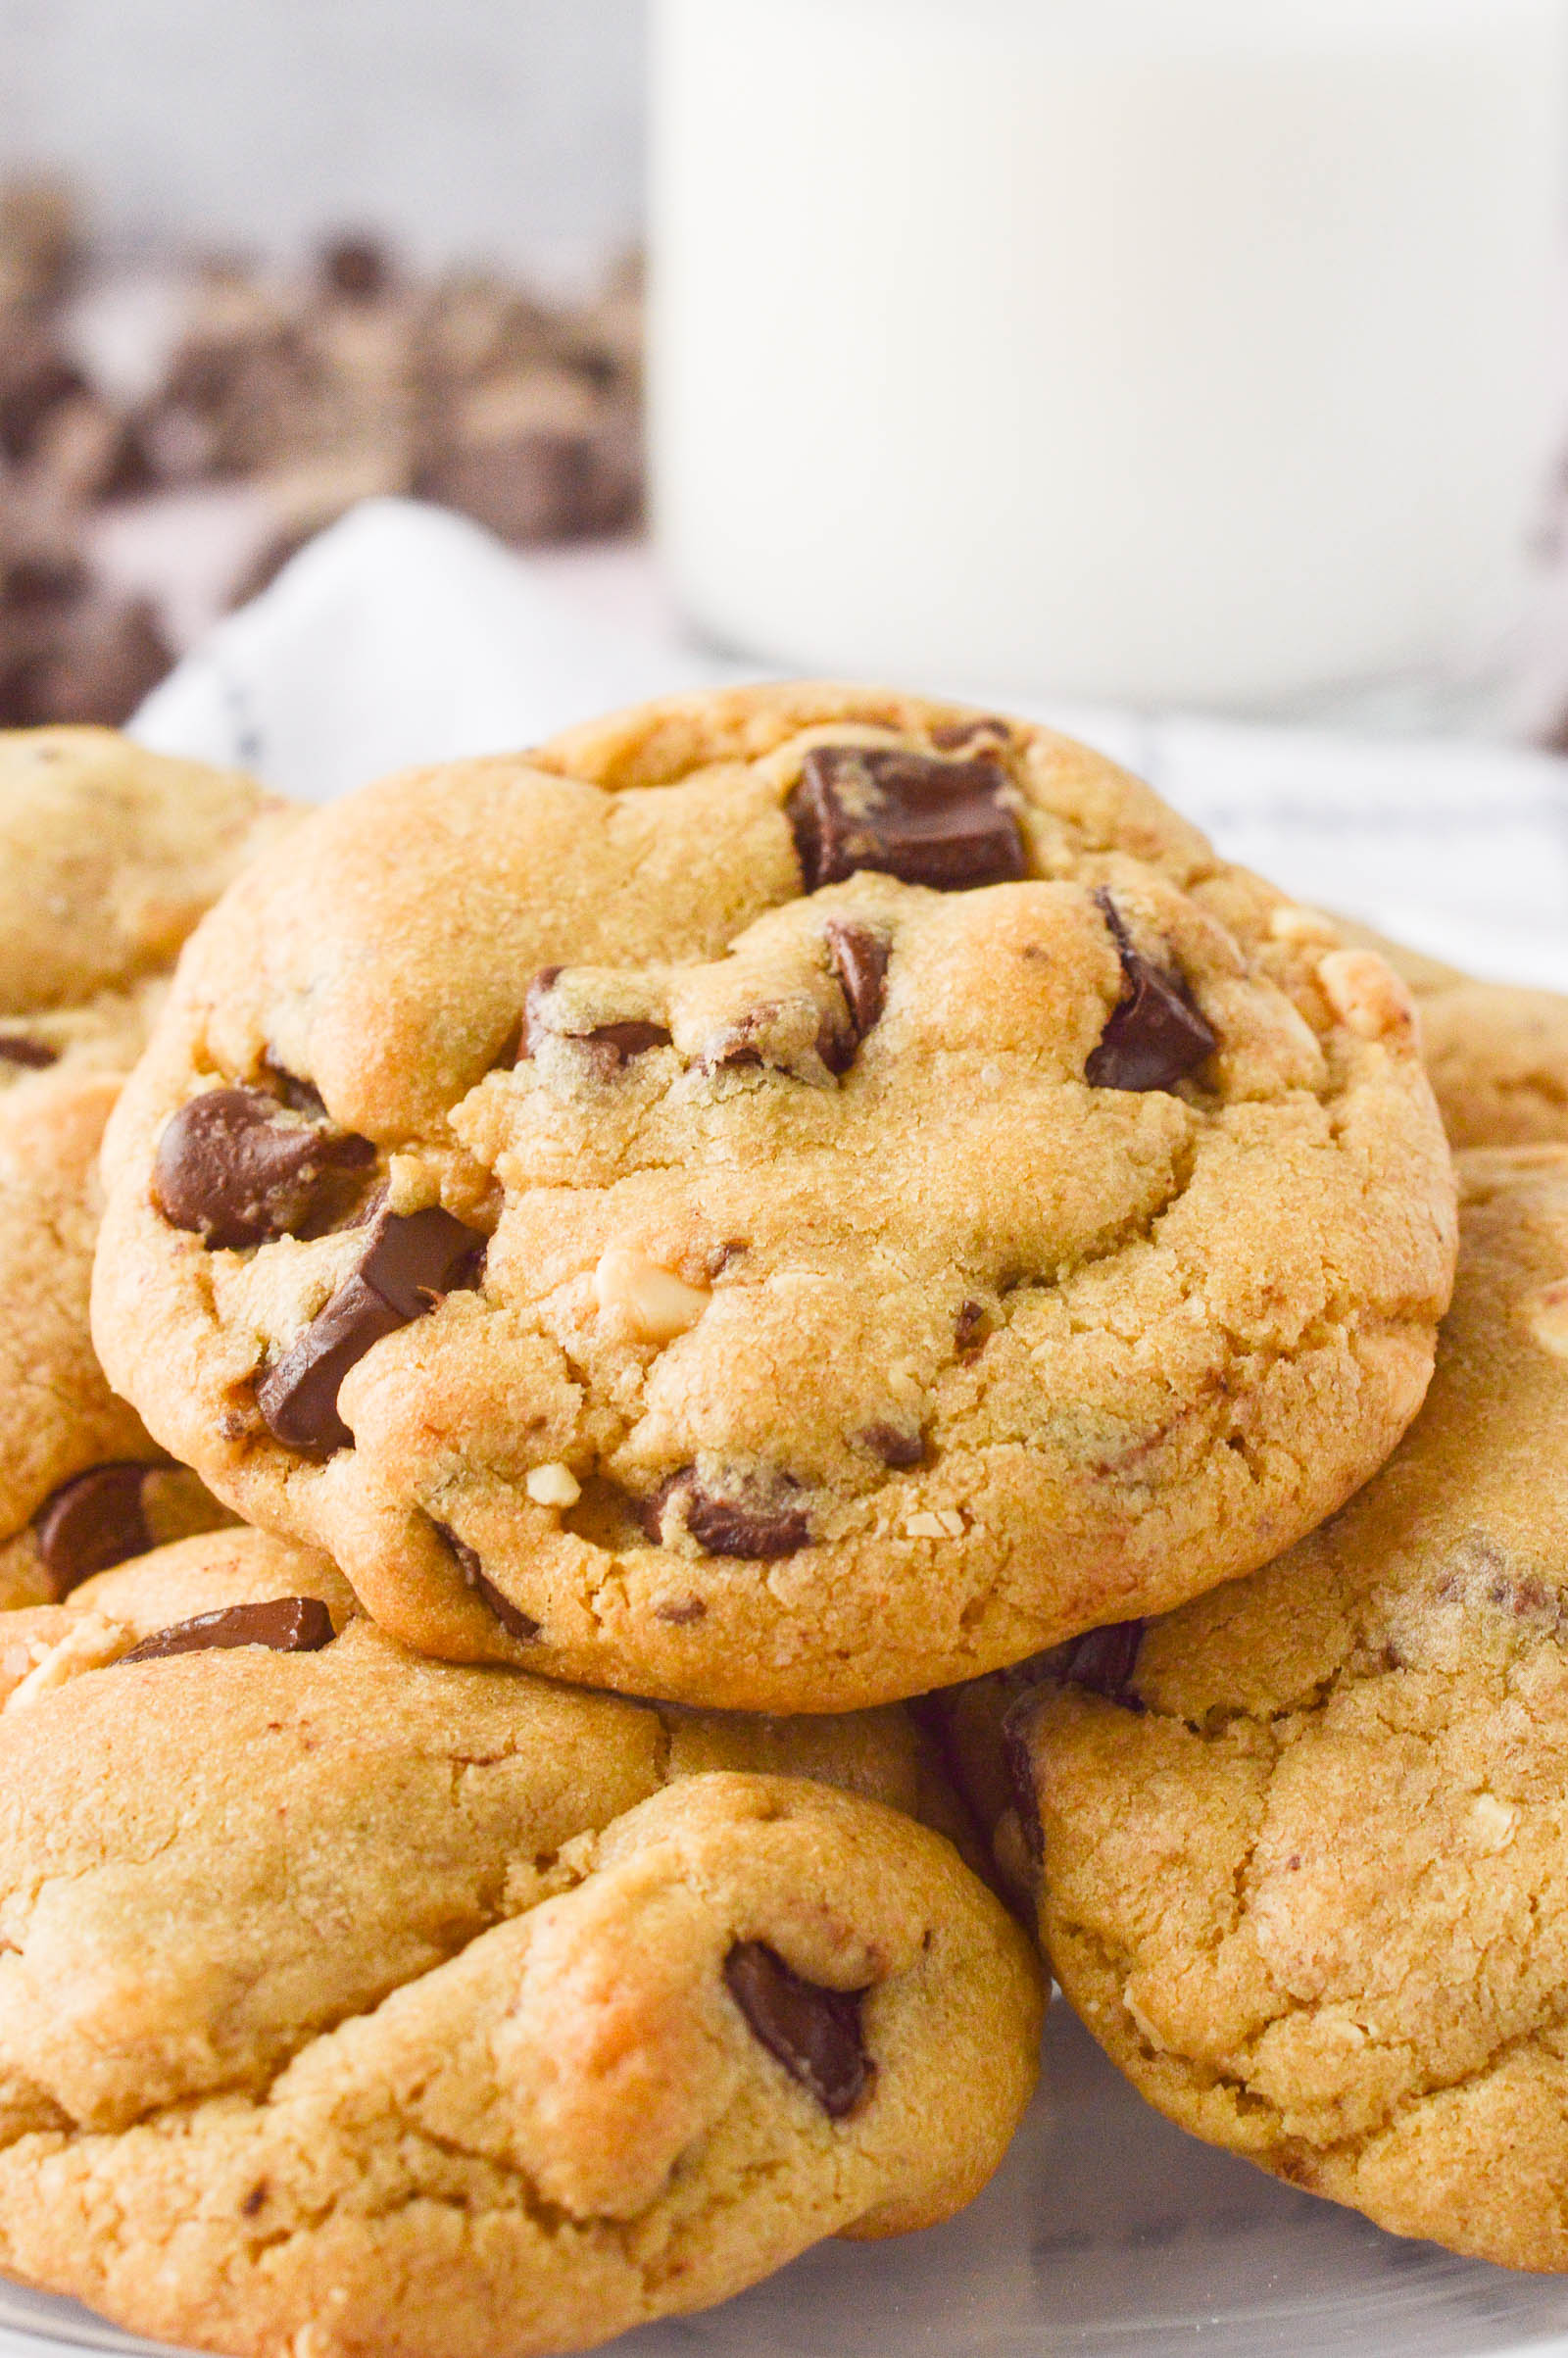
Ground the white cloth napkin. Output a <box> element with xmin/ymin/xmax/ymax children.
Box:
<box><xmin>133</xmin><ymin>496</ymin><xmax>1568</xmax><ymax>992</ymax></box>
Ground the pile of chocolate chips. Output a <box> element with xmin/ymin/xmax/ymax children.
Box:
<box><xmin>0</xmin><ymin>178</ymin><xmax>643</xmax><ymax>729</ymax></box>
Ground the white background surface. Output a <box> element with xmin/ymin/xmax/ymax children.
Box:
<box><xmin>0</xmin><ymin>0</ymin><xmax>645</xmax><ymax>280</ymax></box>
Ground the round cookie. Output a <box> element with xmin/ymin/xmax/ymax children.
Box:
<box><xmin>0</xmin><ymin>1069</ymin><xmax>232</xmax><ymax>1609</ymax></box>
<box><xmin>1009</xmin><ymin>1145</ymin><xmax>1568</xmax><ymax>2271</ymax></box>
<box><xmin>0</xmin><ymin>726</ymin><xmax>284</xmax><ymax>1602</ymax></box>
<box><xmin>93</xmin><ymin>684</ymin><xmax>1455</xmax><ymax>1711</ymax></box>
<box><xmin>0</xmin><ymin>1528</ymin><xmax>1042</xmax><ymax>2358</ymax></box>
<box><xmin>1337</xmin><ymin>917</ymin><xmax>1568</xmax><ymax>1153</ymax></box>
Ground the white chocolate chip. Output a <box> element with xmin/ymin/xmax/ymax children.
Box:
<box><xmin>3</xmin><ymin>1613</ymin><xmax>131</xmax><ymax>1714</ymax></box>
<box><xmin>1315</xmin><ymin>949</ymin><xmax>1416</xmax><ymax>1043</ymax></box>
<box><xmin>592</xmin><ymin>1246</ymin><xmax>711</xmax><ymax>1344</ymax></box>
<box><xmin>1526</xmin><ymin>1279</ymin><xmax>1568</xmax><ymax>1360</ymax></box>
<box><xmin>1268</xmin><ymin>903</ymin><xmax>1340</xmax><ymax>948</ymax></box>
<box><xmin>525</xmin><ymin>1461</ymin><xmax>582</xmax><ymax>1508</ymax></box>
<box><xmin>1469</xmin><ymin>1793</ymin><xmax>1519</xmax><ymax>1852</ymax></box>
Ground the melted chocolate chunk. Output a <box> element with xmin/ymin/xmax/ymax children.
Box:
<box><xmin>33</xmin><ymin>1463</ymin><xmax>153</xmax><ymax>1597</ymax></box>
<box><xmin>820</xmin><ymin>920</ymin><xmax>891</xmax><ymax>1076</ymax></box>
<box><xmin>859</xmin><ymin>1422</ymin><xmax>927</xmax><ymax>1469</ymax></box>
<box><xmin>583</xmin><ymin>1020</ymin><xmax>671</xmax><ymax>1067</ymax></box>
<box><xmin>1063</xmin><ymin>1618</ymin><xmax>1145</xmax><ymax>1704</ymax></box>
<box><xmin>724</xmin><ymin>1940</ymin><xmax>870</xmax><ymax>2118</ymax></box>
<box><xmin>0</xmin><ymin>1033</ymin><xmax>57</xmax><ymax>1069</ymax></box>
<box><xmin>641</xmin><ymin>1471</ymin><xmax>811</xmax><ymax>1560</ymax></box>
<box><xmin>954</xmin><ymin>1301</ymin><xmax>990</xmax><ymax>1356</ymax></box>
<box><xmin>257</xmin><ymin>1206</ymin><xmax>487</xmax><ymax>1456</ymax></box>
<box><xmin>154</xmin><ymin>1087</ymin><xmax>374</xmax><ymax>1250</ymax></box>
<box><xmin>118</xmin><ymin>1596</ymin><xmax>335</xmax><ymax>1664</ymax></box>
<box><xmin>788</xmin><ymin>746</ymin><xmax>1027</xmax><ymax>894</ymax></box>
<box><xmin>433</xmin><ymin>1518</ymin><xmax>541</xmax><ymax>1642</ymax></box>
<box><xmin>1086</xmin><ymin>894</ymin><xmax>1216</xmax><ymax>1095</ymax></box>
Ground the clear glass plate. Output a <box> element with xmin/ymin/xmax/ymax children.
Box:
<box><xmin>5</xmin><ymin>2000</ymin><xmax>1567</xmax><ymax>2358</ymax></box>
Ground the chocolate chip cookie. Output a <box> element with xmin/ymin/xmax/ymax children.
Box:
<box><xmin>1337</xmin><ymin>919</ymin><xmax>1568</xmax><ymax>1154</ymax></box>
<box><xmin>0</xmin><ymin>723</ymin><xmax>290</xmax><ymax>1086</ymax></box>
<box><xmin>1009</xmin><ymin>1145</ymin><xmax>1568</xmax><ymax>2270</ymax></box>
<box><xmin>0</xmin><ymin>1526</ymin><xmax>1041</xmax><ymax>2358</ymax></box>
<box><xmin>94</xmin><ymin>684</ymin><xmax>1455</xmax><ymax>1711</ymax></box>
<box><xmin>0</xmin><ymin>1069</ymin><xmax>231</xmax><ymax>1607</ymax></box>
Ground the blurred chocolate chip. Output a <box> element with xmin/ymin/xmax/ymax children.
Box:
<box><xmin>320</xmin><ymin>234</ymin><xmax>391</xmax><ymax>303</ymax></box>
<box><xmin>257</xmin><ymin>1206</ymin><xmax>486</xmax><ymax>1456</ymax></box>
<box><xmin>118</xmin><ymin>1596</ymin><xmax>336</xmax><ymax>1665</ymax></box>
<box><xmin>821</xmin><ymin>919</ymin><xmax>890</xmax><ymax>1074</ymax></box>
<box><xmin>723</xmin><ymin>1940</ymin><xmax>870</xmax><ymax>2119</ymax></box>
<box><xmin>0</xmin><ymin>1033</ymin><xmax>57</xmax><ymax>1069</ymax></box>
<box><xmin>640</xmin><ymin>1470</ymin><xmax>811</xmax><ymax>1560</ymax></box>
<box><xmin>1063</xmin><ymin>1618</ymin><xmax>1145</xmax><ymax>1704</ymax></box>
<box><xmin>954</xmin><ymin>1301</ymin><xmax>990</xmax><ymax>1356</ymax></box>
<box><xmin>153</xmin><ymin>1087</ymin><xmax>375</xmax><ymax>1250</ymax></box>
<box><xmin>33</xmin><ymin>1463</ymin><xmax>153</xmax><ymax>1597</ymax></box>
<box><xmin>1087</xmin><ymin>893</ymin><xmax>1216</xmax><ymax>1094</ymax></box>
<box><xmin>583</xmin><ymin>1019</ymin><xmax>671</xmax><ymax>1067</ymax></box>
<box><xmin>654</xmin><ymin>1597</ymin><xmax>707</xmax><ymax>1624</ymax></box>
<box><xmin>433</xmin><ymin>1518</ymin><xmax>541</xmax><ymax>1642</ymax></box>
<box><xmin>860</xmin><ymin>1422</ymin><xmax>926</xmax><ymax>1469</ymax></box>
<box><xmin>788</xmin><ymin>746</ymin><xmax>1027</xmax><ymax>894</ymax></box>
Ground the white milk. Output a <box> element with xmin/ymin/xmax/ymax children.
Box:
<box><xmin>649</xmin><ymin>0</ymin><xmax>1568</xmax><ymax>710</ymax></box>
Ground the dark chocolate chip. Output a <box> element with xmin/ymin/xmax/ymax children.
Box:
<box><xmin>583</xmin><ymin>1020</ymin><xmax>671</xmax><ymax>1067</ymax></box>
<box><xmin>654</xmin><ymin>1597</ymin><xmax>708</xmax><ymax>1625</ymax></box>
<box><xmin>0</xmin><ymin>1033</ymin><xmax>58</xmax><ymax>1069</ymax></box>
<box><xmin>433</xmin><ymin>1516</ymin><xmax>542</xmax><ymax>1643</ymax></box>
<box><xmin>954</xmin><ymin>1301</ymin><xmax>990</xmax><ymax>1356</ymax></box>
<box><xmin>33</xmin><ymin>1463</ymin><xmax>152</xmax><ymax>1597</ymax></box>
<box><xmin>685</xmin><ymin>1480</ymin><xmax>811</xmax><ymax>1559</ymax></box>
<box><xmin>640</xmin><ymin>1470</ymin><xmax>811</xmax><ymax>1560</ymax></box>
<box><xmin>239</xmin><ymin>2182</ymin><xmax>270</xmax><ymax>2219</ymax></box>
<box><xmin>1063</xmin><ymin>1618</ymin><xmax>1146</xmax><ymax>1704</ymax></box>
<box><xmin>1001</xmin><ymin>1695</ymin><xmax>1046</xmax><ymax>1867</ymax></box>
<box><xmin>723</xmin><ymin>1940</ymin><xmax>871</xmax><ymax>2119</ymax></box>
<box><xmin>257</xmin><ymin>1206</ymin><xmax>486</xmax><ymax>1456</ymax></box>
<box><xmin>320</xmin><ymin>234</ymin><xmax>391</xmax><ymax>302</ymax></box>
<box><xmin>821</xmin><ymin>920</ymin><xmax>891</xmax><ymax>1075</ymax></box>
<box><xmin>1086</xmin><ymin>893</ymin><xmax>1216</xmax><ymax>1095</ymax></box>
<box><xmin>118</xmin><ymin>1597</ymin><xmax>336</xmax><ymax>1665</ymax></box>
<box><xmin>859</xmin><ymin>1422</ymin><xmax>927</xmax><ymax>1469</ymax></box>
<box><xmin>788</xmin><ymin>746</ymin><xmax>1027</xmax><ymax>894</ymax></box>
<box><xmin>265</xmin><ymin>1065</ymin><xmax>329</xmax><ymax>1120</ymax></box>
<box><xmin>153</xmin><ymin>1088</ymin><xmax>375</xmax><ymax>1251</ymax></box>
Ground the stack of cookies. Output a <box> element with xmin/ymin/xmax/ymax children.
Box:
<box><xmin>2</xmin><ymin>683</ymin><xmax>1566</xmax><ymax>2355</ymax></box>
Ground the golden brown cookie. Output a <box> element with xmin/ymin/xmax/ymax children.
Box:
<box><xmin>0</xmin><ymin>1527</ymin><xmax>1042</xmax><ymax>2358</ymax></box>
<box><xmin>1338</xmin><ymin>916</ymin><xmax>1568</xmax><ymax>1152</ymax></box>
<box><xmin>94</xmin><ymin>684</ymin><xmax>1454</xmax><ymax>1710</ymax></box>
<box><xmin>1010</xmin><ymin>1145</ymin><xmax>1568</xmax><ymax>2270</ymax></box>
<box><xmin>0</xmin><ymin>729</ymin><xmax>283</xmax><ymax>1602</ymax></box>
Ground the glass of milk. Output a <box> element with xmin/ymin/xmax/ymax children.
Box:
<box><xmin>649</xmin><ymin>0</ymin><xmax>1568</xmax><ymax>712</ymax></box>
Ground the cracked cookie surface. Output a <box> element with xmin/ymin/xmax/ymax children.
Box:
<box><xmin>0</xmin><ymin>1526</ymin><xmax>1040</xmax><ymax>2358</ymax></box>
<box><xmin>1012</xmin><ymin>1146</ymin><xmax>1568</xmax><ymax>2270</ymax></box>
<box><xmin>93</xmin><ymin>684</ymin><xmax>1455</xmax><ymax>1710</ymax></box>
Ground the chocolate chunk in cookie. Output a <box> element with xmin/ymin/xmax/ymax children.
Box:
<box><xmin>33</xmin><ymin>1462</ymin><xmax>153</xmax><ymax>1597</ymax></box>
<box><xmin>789</xmin><ymin>747</ymin><xmax>1026</xmax><ymax>893</ymax></box>
<box><xmin>642</xmin><ymin>1470</ymin><xmax>811</xmax><ymax>1561</ymax></box>
<box><xmin>818</xmin><ymin>918</ymin><xmax>891</xmax><ymax>1075</ymax></box>
<box><xmin>154</xmin><ymin>1087</ymin><xmax>375</xmax><ymax>1249</ymax></box>
<box><xmin>257</xmin><ymin>1207</ymin><xmax>486</xmax><ymax>1456</ymax></box>
<box><xmin>434</xmin><ymin>1518</ymin><xmax>542</xmax><ymax>1643</ymax></box>
<box><xmin>0</xmin><ymin>1032</ymin><xmax>57</xmax><ymax>1069</ymax></box>
<box><xmin>1087</xmin><ymin>894</ymin><xmax>1216</xmax><ymax>1094</ymax></box>
<box><xmin>724</xmin><ymin>1939</ymin><xmax>871</xmax><ymax>2118</ymax></box>
<box><xmin>119</xmin><ymin>1596</ymin><xmax>335</xmax><ymax>1663</ymax></box>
